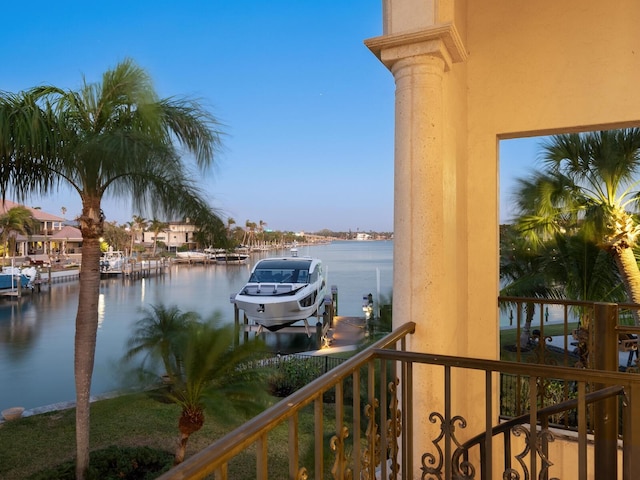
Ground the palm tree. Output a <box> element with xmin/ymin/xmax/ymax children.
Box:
<box><xmin>123</xmin><ymin>307</ymin><xmax>272</xmax><ymax>465</ymax></box>
<box><xmin>0</xmin><ymin>59</ymin><xmax>223</xmax><ymax>479</ymax></box>
<box><xmin>124</xmin><ymin>304</ymin><xmax>199</xmax><ymax>383</ymax></box>
<box><xmin>149</xmin><ymin>218</ymin><xmax>169</xmax><ymax>256</ymax></box>
<box><xmin>0</xmin><ymin>206</ymin><xmax>39</xmax><ymax>261</ymax></box>
<box><xmin>500</xmin><ymin>226</ymin><xmax>562</xmax><ymax>346</ymax></box>
<box><xmin>515</xmin><ymin>129</ymin><xmax>640</xmax><ymax>309</ymax></box>
<box><xmin>547</xmin><ymin>231</ymin><xmax>626</xmax><ymax>305</ymax></box>
<box><xmin>169</xmin><ymin>317</ymin><xmax>271</xmax><ymax>464</ymax></box>
<box><xmin>243</xmin><ymin>219</ymin><xmax>257</xmax><ymax>247</ymax></box>
<box><xmin>259</xmin><ymin>219</ymin><xmax>267</xmax><ymax>243</ymax></box>
<box><xmin>226</xmin><ymin>216</ymin><xmax>236</xmax><ymax>233</ymax></box>
<box><xmin>130</xmin><ymin>215</ymin><xmax>148</xmax><ymax>256</ymax></box>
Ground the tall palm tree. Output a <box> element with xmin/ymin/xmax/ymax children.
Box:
<box><xmin>515</xmin><ymin>129</ymin><xmax>640</xmax><ymax>308</ymax></box>
<box><xmin>130</xmin><ymin>214</ymin><xmax>148</xmax><ymax>256</ymax></box>
<box><xmin>0</xmin><ymin>59</ymin><xmax>223</xmax><ymax>479</ymax></box>
<box><xmin>259</xmin><ymin>219</ymin><xmax>267</xmax><ymax>243</ymax></box>
<box><xmin>243</xmin><ymin>219</ymin><xmax>257</xmax><ymax>247</ymax></box>
<box><xmin>149</xmin><ymin>218</ymin><xmax>169</xmax><ymax>256</ymax></box>
<box><xmin>0</xmin><ymin>206</ymin><xmax>39</xmax><ymax>260</ymax></box>
<box><xmin>226</xmin><ymin>216</ymin><xmax>236</xmax><ymax>233</ymax></box>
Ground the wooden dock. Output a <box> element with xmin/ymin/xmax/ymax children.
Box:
<box><xmin>0</xmin><ymin>260</ymin><xmax>169</xmax><ymax>299</ymax></box>
<box><xmin>121</xmin><ymin>259</ymin><xmax>168</xmax><ymax>279</ymax></box>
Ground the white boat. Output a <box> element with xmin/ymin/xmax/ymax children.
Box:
<box><xmin>175</xmin><ymin>251</ymin><xmax>209</xmax><ymax>262</ymax></box>
<box><xmin>213</xmin><ymin>248</ymin><xmax>249</xmax><ymax>264</ymax></box>
<box><xmin>0</xmin><ymin>266</ymin><xmax>37</xmax><ymax>289</ymax></box>
<box><xmin>234</xmin><ymin>256</ymin><xmax>327</xmax><ymax>331</ymax></box>
<box><xmin>215</xmin><ymin>253</ymin><xmax>249</xmax><ymax>264</ymax></box>
<box><xmin>100</xmin><ymin>250</ymin><xmax>127</xmax><ymax>274</ymax></box>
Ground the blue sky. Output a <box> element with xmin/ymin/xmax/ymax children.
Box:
<box><xmin>1</xmin><ymin>1</ymin><xmax>540</xmax><ymax>232</ymax></box>
<box><xmin>500</xmin><ymin>136</ymin><xmax>546</xmax><ymax>224</ymax></box>
<box><xmin>1</xmin><ymin>1</ymin><xmax>394</xmax><ymax>232</ymax></box>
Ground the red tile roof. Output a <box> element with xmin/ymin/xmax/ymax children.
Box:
<box><xmin>0</xmin><ymin>200</ymin><xmax>65</xmax><ymax>222</ymax></box>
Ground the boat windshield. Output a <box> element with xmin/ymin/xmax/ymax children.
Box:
<box><xmin>250</xmin><ymin>267</ymin><xmax>309</xmax><ymax>284</ymax></box>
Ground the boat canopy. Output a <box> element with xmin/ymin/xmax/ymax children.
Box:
<box><xmin>248</xmin><ymin>258</ymin><xmax>317</xmax><ymax>284</ymax></box>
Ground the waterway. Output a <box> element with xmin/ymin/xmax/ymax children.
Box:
<box><xmin>0</xmin><ymin>240</ymin><xmax>393</xmax><ymax>411</ymax></box>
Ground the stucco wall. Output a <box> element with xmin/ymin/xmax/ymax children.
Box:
<box><xmin>464</xmin><ymin>0</ymin><xmax>640</xmax><ymax>360</ymax></box>
<box><xmin>368</xmin><ymin>0</ymin><xmax>640</xmax><ymax>475</ymax></box>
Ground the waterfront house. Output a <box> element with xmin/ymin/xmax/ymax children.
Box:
<box><xmin>161</xmin><ymin>1</ymin><xmax>640</xmax><ymax>478</ymax></box>
<box><xmin>141</xmin><ymin>221</ymin><xmax>199</xmax><ymax>252</ymax></box>
<box><xmin>0</xmin><ymin>200</ymin><xmax>79</xmax><ymax>261</ymax></box>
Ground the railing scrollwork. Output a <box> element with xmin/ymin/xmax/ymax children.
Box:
<box><xmin>330</xmin><ymin>425</ymin><xmax>353</xmax><ymax>480</ymax></box>
<box><xmin>387</xmin><ymin>378</ymin><xmax>402</xmax><ymax>479</ymax></box>
<box><xmin>361</xmin><ymin>398</ymin><xmax>381</xmax><ymax>478</ymax></box>
<box><xmin>421</xmin><ymin>412</ymin><xmax>468</xmax><ymax>479</ymax></box>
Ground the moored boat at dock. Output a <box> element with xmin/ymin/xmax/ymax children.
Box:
<box><xmin>0</xmin><ymin>266</ymin><xmax>37</xmax><ymax>290</ymax></box>
<box><xmin>233</xmin><ymin>256</ymin><xmax>327</xmax><ymax>331</ymax></box>
<box><xmin>175</xmin><ymin>251</ymin><xmax>209</xmax><ymax>262</ymax></box>
<box><xmin>100</xmin><ymin>250</ymin><xmax>126</xmax><ymax>274</ymax></box>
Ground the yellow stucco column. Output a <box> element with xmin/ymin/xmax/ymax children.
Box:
<box><xmin>393</xmin><ymin>47</ymin><xmax>456</xmax><ymax>479</ymax></box>
<box><xmin>366</xmin><ymin>24</ymin><xmax>466</xmax><ymax>352</ymax></box>
<box><xmin>367</xmin><ymin>26</ymin><xmax>469</xmax><ymax>477</ymax></box>
<box><xmin>391</xmin><ymin>50</ymin><xmax>448</xmax><ymax>348</ymax></box>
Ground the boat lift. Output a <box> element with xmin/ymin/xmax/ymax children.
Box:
<box><xmin>231</xmin><ymin>288</ymin><xmax>337</xmax><ymax>348</ymax></box>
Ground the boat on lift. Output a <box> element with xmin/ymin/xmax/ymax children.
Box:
<box><xmin>0</xmin><ymin>266</ymin><xmax>37</xmax><ymax>290</ymax></box>
<box><xmin>233</xmin><ymin>256</ymin><xmax>327</xmax><ymax>331</ymax></box>
<box><xmin>100</xmin><ymin>249</ymin><xmax>127</xmax><ymax>274</ymax></box>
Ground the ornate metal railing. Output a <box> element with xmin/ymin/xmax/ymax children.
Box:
<box><xmin>157</xmin><ymin>313</ymin><xmax>640</xmax><ymax>480</ymax></box>
<box><xmin>451</xmin><ymin>385</ymin><xmax>625</xmax><ymax>479</ymax></box>
<box><xmin>158</xmin><ymin>322</ymin><xmax>416</xmax><ymax>480</ymax></box>
<box><xmin>499</xmin><ymin>298</ymin><xmax>640</xmax><ymax>422</ymax></box>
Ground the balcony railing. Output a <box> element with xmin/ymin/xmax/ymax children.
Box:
<box><xmin>157</xmin><ymin>302</ymin><xmax>640</xmax><ymax>480</ymax></box>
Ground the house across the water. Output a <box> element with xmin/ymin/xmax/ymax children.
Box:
<box><xmin>0</xmin><ymin>200</ymin><xmax>83</xmax><ymax>263</ymax></box>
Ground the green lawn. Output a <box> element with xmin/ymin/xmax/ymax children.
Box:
<box><xmin>0</xmin><ymin>391</ymin><xmax>276</xmax><ymax>479</ymax></box>
<box><xmin>0</xmin><ymin>389</ymin><xmax>347</xmax><ymax>480</ymax></box>
<box><xmin>500</xmin><ymin>322</ymin><xmax>580</xmax><ymax>364</ymax></box>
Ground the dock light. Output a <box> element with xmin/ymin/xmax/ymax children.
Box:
<box><xmin>362</xmin><ymin>294</ymin><xmax>374</xmax><ymax>320</ymax></box>
<box><xmin>229</xmin><ymin>294</ymin><xmax>236</xmax><ymax>304</ymax></box>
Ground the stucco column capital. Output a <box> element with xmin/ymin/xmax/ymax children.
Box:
<box><xmin>365</xmin><ymin>22</ymin><xmax>467</xmax><ymax>72</ymax></box>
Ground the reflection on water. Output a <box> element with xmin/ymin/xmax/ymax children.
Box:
<box><xmin>0</xmin><ymin>240</ymin><xmax>393</xmax><ymax>410</ymax></box>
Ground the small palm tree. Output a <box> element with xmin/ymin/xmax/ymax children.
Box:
<box><xmin>259</xmin><ymin>219</ymin><xmax>267</xmax><ymax>243</ymax></box>
<box><xmin>169</xmin><ymin>317</ymin><xmax>272</xmax><ymax>464</ymax></box>
<box><xmin>123</xmin><ymin>306</ymin><xmax>272</xmax><ymax>465</ymax></box>
<box><xmin>124</xmin><ymin>304</ymin><xmax>199</xmax><ymax>383</ymax></box>
<box><xmin>500</xmin><ymin>226</ymin><xmax>562</xmax><ymax>346</ymax></box>
<box><xmin>243</xmin><ymin>220</ymin><xmax>257</xmax><ymax>247</ymax></box>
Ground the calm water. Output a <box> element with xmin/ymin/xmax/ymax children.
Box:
<box><xmin>0</xmin><ymin>240</ymin><xmax>393</xmax><ymax>410</ymax></box>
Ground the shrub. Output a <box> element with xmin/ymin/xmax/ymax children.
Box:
<box><xmin>269</xmin><ymin>356</ymin><xmax>324</xmax><ymax>397</ymax></box>
<box><xmin>28</xmin><ymin>446</ymin><xmax>173</xmax><ymax>480</ymax></box>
